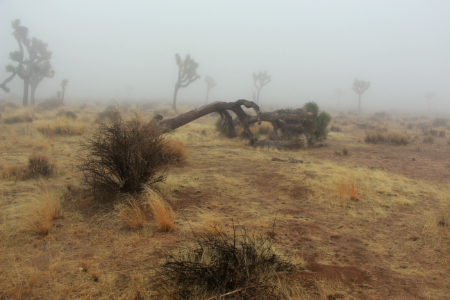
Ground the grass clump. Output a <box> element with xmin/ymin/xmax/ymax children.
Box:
<box><xmin>56</xmin><ymin>110</ymin><xmax>77</xmax><ymax>120</ymax></box>
<box><xmin>342</xmin><ymin>146</ymin><xmax>349</xmax><ymax>156</ymax></box>
<box><xmin>336</xmin><ymin>176</ymin><xmax>366</xmax><ymax>201</ymax></box>
<box><xmin>364</xmin><ymin>126</ymin><xmax>409</xmax><ymax>145</ymax></box>
<box><xmin>114</xmin><ymin>196</ymin><xmax>146</xmax><ymax>229</ymax></box>
<box><xmin>79</xmin><ymin>112</ymin><xmax>171</xmax><ymax>199</ymax></box>
<box><xmin>146</xmin><ymin>188</ymin><xmax>175</xmax><ymax>232</ymax></box>
<box><xmin>162</xmin><ymin>140</ymin><xmax>189</xmax><ymax>165</ymax></box>
<box><xmin>152</xmin><ymin>225</ymin><xmax>295</xmax><ymax>299</ymax></box>
<box><xmin>21</xmin><ymin>186</ymin><xmax>63</xmax><ymax>235</ymax></box>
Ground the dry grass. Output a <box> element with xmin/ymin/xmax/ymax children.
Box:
<box><xmin>163</xmin><ymin>139</ymin><xmax>190</xmax><ymax>165</ymax></box>
<box><xmin>28</xmin><ymin>154</ymin><xmax>54</xmax><ymax>177</ymax></box>
<box><xmin>336</xmin><ymin>176</ymin><xmax>366</xmax><ymax>201</ymax></box>
<box><xmin>364</xmin><ymin>129</ymin><xmax>410</xmax><ymax>145</ymax></box>
<box><xmin>36</xmin><ymin>115</ymin><xmax>86</xmax><ymax>136</ymax></box>
<box><xmin>423</xmin><ymin>135</ymin><xmax>434</xmax><ymax>143</ymax></box>
<box><xmin>114</xmin><ymin>196</ymin><xmax>146</xmax><ymax>229</ymax></box>
<box><xmin>146</xmin><ymin>188</ymin><xmax>175</xmax><ymax>232</ymax></box>
<box><xmin>330</xmin><ymin>125</ymin><xmax>342</xmax><ymax>132</ymax></box>
<box><xmin>21</xmin><ymin>186</ymin><xmax>63</xmax><ymax>235</ymax></box>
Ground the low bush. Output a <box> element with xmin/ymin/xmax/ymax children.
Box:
<box><xmin>330</xmin><ymin>125</ymin><xmax>341</xmax><ymax>132</ymax></box>
<box><xmin>152</xmin><ymin>225</ymin><xmax>295</xmax><ymax>299</ymax></box>
<box><xmin>438</xmin><ymin>130</ymin><xmax>445</xmax><ymax>137</ymax></box>
<box><xmin>28</xmin><ymin>154</ymin><xmax>54</xmax><ymax>177</ymax></box>
<box><xmin>342</xmin><ymin>146</ymin><xmax>349</xmax><ymax>156</ymax></box>
<box><xmin>433</xmin><ymin>117</ymin><xmax>448</xmax><ymax>127</ymax></box>
<box><xmin>3</xmin><ymin>112</ymin><xmax>33</xmax><ymax>124</ymax></box>
<box><xmin>38</xmin><ymin>97</ymin><xmax>63</xmax><ymax>110</ymax></box>
<box><xmin>79</xmin><ymin>112</ymin><xmax>172</xmax><ymax>199</ymax></box>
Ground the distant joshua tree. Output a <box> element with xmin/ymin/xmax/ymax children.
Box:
<box><xmin>61</xmin><ymin>79</ymin><xmax>68</xmax><ymax>102</ymax></box>
<box><xmin>424</xmin><ymin>92</ymin><xmax>435</xmax><ymax>113</ymax></box>
<box><xmin>253</xmin><ymin>71</ymin><xmax>271</xmax><ymax>104</ymax></box>
<box><xmin>172</xmin><ymin>53</ymin><xmax>200</xmax><ymax>112</ymax></box>
<box><xmin>2</xmin><ymin>19</ymin><xmax>54</xmax><ymax>106</ymax></box>
<box><xmin>204</xmin><ymin>76</ymin><xmax>217</xmax><ymax>104</ymax></box>
<box><xmin>334</xmin><ymin>88</ymin><xmax>345</xmax><ymax>107</ymax></box>
<box><xmin>352</xmin><ymin>79</ymin><xmax>370</xmax><ymax>113</ymax></box>
<box><xmin>57</xmin><ymin>90</ymin><xmax>61</xmax><ymax>100</ymax></box>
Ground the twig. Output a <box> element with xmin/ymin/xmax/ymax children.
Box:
<box><xmin>205</xmin><ymin>284</ymin><xmax>274</xmax><ymax>300</ymax></box>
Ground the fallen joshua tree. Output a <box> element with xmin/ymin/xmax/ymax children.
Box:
<box><xmin>151</xmin><ymin>99</ymin><xmax>329</xmax><ymax>149</ymax></box>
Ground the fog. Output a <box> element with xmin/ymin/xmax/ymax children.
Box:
<box><xmin>1</xmin><ymin>0</ymin><xmax>449</xmax><ymax>113</ymax></box>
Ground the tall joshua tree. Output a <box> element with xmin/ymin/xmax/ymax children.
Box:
<box><xmin>3</xmin><ymin>19</ymin><xmax>54</xmax><ymax>106</ymax></box>
<box><xmin>352</xmin><ymin>79</ymin><xmax>370</xmax><ymax>113</ymax></box>
<box><xmin>204</xmin><ymin>76</ymin><xmax>217</xmax><ymax>104</ymax></box>
<box><xmin>172</xmin><ymin>53</ymin><xmax>200</xmax><ymax>112</ymax></box>
<box><xmin>334</xmin><ymin>88</ymin><xmax>345</xmax><ymax>107</ymax></box>
<box><xmin>424</xmin><ymin>91</ymin><xmax>435</xmax><ymax>113</ymax></box>
<box><xmin>61</xmin><ymin>79</ymin><xmax>69</xmax><ymax>102</ymax></box>
<box><xmin>253</xmin><ymin>71</ymin><xmax>271</xmax><ymax>104</ymax></box>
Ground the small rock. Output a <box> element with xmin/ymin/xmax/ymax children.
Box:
<box><xmin>412</xmin><ymin>158</ymin><xmax>416</xmax><ymax>161</ymax></box>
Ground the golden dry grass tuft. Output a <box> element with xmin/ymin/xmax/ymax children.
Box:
<box><xmin>146</xmin><ymin>188</ymin><xmax>175</xmax><ymax>232</ymax></box>
<box><xmin>163</xmin><ymin>139</ymin><xmax>190</xmax><ymax>165</ymax></box>
<box><xmin>336</xmin><ymin>176</ymin><xmax>366</xmax><ymax>201</ymax></box>
<box><xmin>114</xmin><ymin>196</ymin><xmax>147</xmax><ymax>229</ymax></box>
<box><xmin>21</xmin><ymin>186</ymin><xmax>63</xmax><ymax>235</ymax></box>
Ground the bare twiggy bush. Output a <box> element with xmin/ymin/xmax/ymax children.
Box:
<box><xmin>146</xmin><ymin>188</ymin><xmax>175</xmax><ymax>232</ymax></box>
<box><xmin>79</xmin><ymin>112</ymin><xmax>170</xmax><ymax>199</ymax></box>
<box><xmin>114</xmin><ymin>196</ymin><xmax>146</xmax><ymax>229</ymax></box>
<box><xmin>438</xmin><ymin>129</ymin><xmax>445</xmax><ymax>137</ymax></box>
<box><xmin>407</xmin><ymin>123</ymin><xmax>415</xmax><ymax>129</ymax></box>
<box><xmin>151</xmin><ymin>225</ymin><xmax>295</xmax><ymax>299</ymax></box>
<box><xmin>22</xmin><ymin>186</ymin><xmax>63</xmax><ymax>235</ymax></box>
<box><xmin>28</xmin><ymin>154</ymin><xmax>54</xmax><ymax>177</ymax></box>
<box><xmin>162</xmin><ymin>140</ymin><xmax>189</xmax><ymax>165</ymax></box>
<box><xmin>56</xmin><ymin>110</ymin><xmax>77</xmax><ymax>120</ymax></box>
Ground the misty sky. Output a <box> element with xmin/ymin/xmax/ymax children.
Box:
<box><xmin>1</xmin><ymin>0</ymin><xmax>449</xmax><ymax>112</ymax></box>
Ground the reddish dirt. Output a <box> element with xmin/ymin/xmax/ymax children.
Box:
<box><xmin>308</xmin><ymin>127</ymin><xmax>450</xmax><ymax>183</ymax></box>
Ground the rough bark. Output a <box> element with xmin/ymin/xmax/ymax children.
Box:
<box><xmin>23</xmin><ymin>78</ymin><xmax>29</xmax><ymax>106</ymax></box>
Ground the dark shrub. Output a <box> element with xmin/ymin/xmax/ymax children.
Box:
<box><xmin>79</xmin><ymin>112</ymin><xmax>171</xmax><ymax>199</ymax></box>
<box><xmin>4</xmin><ymin>113</ymin><xmax>33</xmax><ymax>124</ymax></box>
<box><xmin>28</xmin><ymin>154</ymin><xmax>54</xmax><ymax>177</ymax></box>
<box><xmin>152</xmin><ymin>226</ymin><xmax>295</xmax><ymax>299</ymax></box>
<box><xmin>97</xmin><ymin>105</ymin><xmax>117</xmax><ymax>121</ymax></box>
<box><xmin>330</xmin><ymin>125</ymin><xmax>341</xmax><ymax>132</ymax></box>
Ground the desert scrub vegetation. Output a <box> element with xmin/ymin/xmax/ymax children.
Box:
<box><xmin>303</xmin><ymin>101</ymin><xmax>331</xmax><ymax>145</ymax></box>
<box><xmin>162</xmin><ymin>139</ymin><xmax>189</xmax><ymax>165</ymax></box>
<box><xmin>36</xmin><ymin>114</ymin><xmax>86</xmax><ymax>136</ymax></box>
<box><xmin>151</xmin><ymin>225</ymin><xmax>296</xmax><ymax>299</ymax></box>
<box><xmin>20</xmin><ymin>186</ymin><xmax>63</xmax><ymax>235</ymax></box>
<box><xmin>146</xmin><ymin>188</ymin><xmax>175</xmax><ymax>232</ymax></box>
<box><xmin>1</xmin><ymin>154</ymin><xmax>54</xmax><ymax>180</ymax></box>
<box><xmin>114</xmin><ymin>195</ymin><xmax>147</xmax><ymax>229</ymax></box>
<box><xmin>364</xmin><ymin>125</ymin><xmax>409</xmax><ymax>145</ymax></box>
<box><xmin>330</xmin><ymin>125</ymin><xmax>341</xmax><ymax>132</ymax></box>
<box><xmin>3</xmin><ymin>110</ymin><xmax>33</xmax><ymax>124</ymax></box>
<box><xmin>79</xmin><ymin>111</ymin><xmax>176</xmax><ymax>200</ymax></box>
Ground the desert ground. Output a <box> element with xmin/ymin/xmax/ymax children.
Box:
<box><xmin>0</xmin><ymin>101</ymin><xmax>449</xmax><ymax>299</ymax></box>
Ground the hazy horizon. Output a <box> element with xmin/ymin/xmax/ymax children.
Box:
<box><xmin>1</xmin><ymin>0</ymin><xmax>449</xmax><ymax>114</ymax></box>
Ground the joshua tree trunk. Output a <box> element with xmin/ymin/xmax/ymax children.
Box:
<box><xmin>23</xmin><ymin>78</ymin><xmax>29</xmax><ymax>106</ymax></box>
<box><xmin>61</xmin><ymin>86</ymin><xmax>66</xmax><ymax>102</ymax></box>
<box><xmin>30</xmin><ymin>83</ymin><xmax>37</xmax><ymax>105</ymax></box>
<box><xmin>172</xmin><ymin>83</ymin><xmax>180</xmax><ymax>112</ymax></box>
<box><xmin>205</xmin><ymin>89</ymin><xmax>210</xmax><ymax>104</ymax></box>
<box><xmin>256</xmin><ymin>88</ymin><xmax>261</xmax><ymax>104</ymax></box>
<box><xmin>358</xmin><ymin>94</ymin><xmax>361</xmax><ymax>113</ymax></box>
